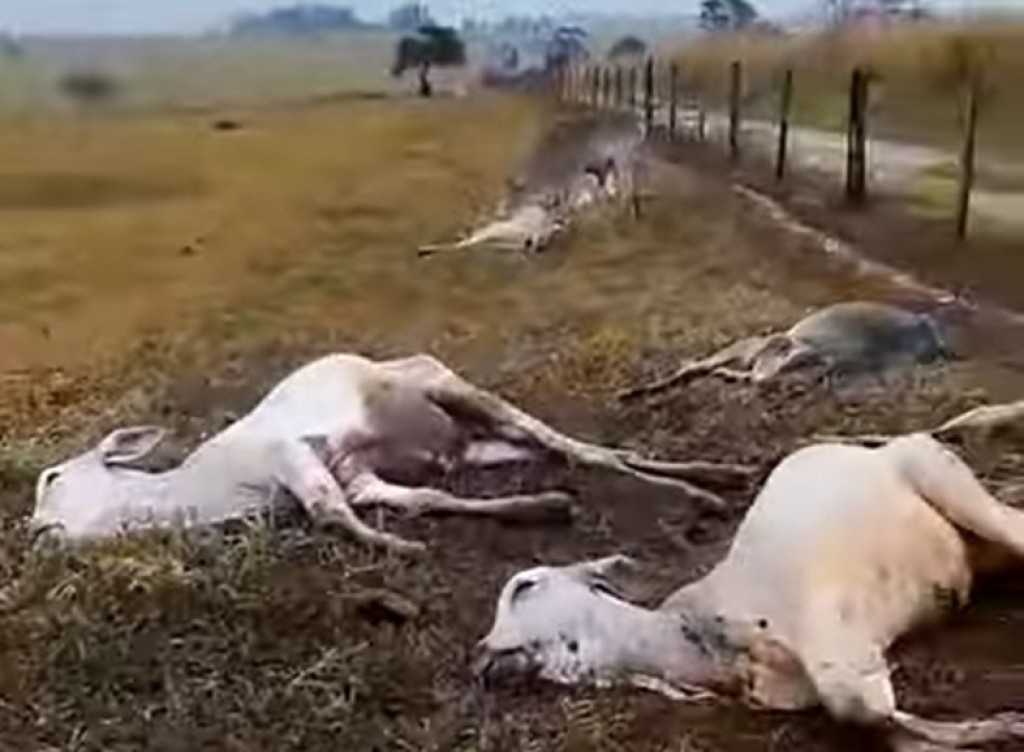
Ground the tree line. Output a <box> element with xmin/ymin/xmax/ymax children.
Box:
<box><xmin>228</xmin><ymin>3</ymin><xmax>439</xmax><ymax>36</ymax></box>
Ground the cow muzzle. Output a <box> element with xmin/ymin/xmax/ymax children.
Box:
<box><xmin>470</xmin><ymin>641</ymin><xmax>538</xmax><ymax>688</ymax></box>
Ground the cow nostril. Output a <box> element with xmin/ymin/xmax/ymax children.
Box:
<box><xmin>28</xmin><ymin>521</ymin><xmax>63</xmax><ymax>550</ymax></box>
<box><xmin>471</xmin><ymin>645</ymin><xmax>532</xmax><ymax>688</ymax></box>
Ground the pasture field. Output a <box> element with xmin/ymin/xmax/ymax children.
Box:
<box><xmin>0</xmin><ymin>94</ymin><xmax>1022</xmax><ymax>751</ymax></box>
<box><xmin>0</xmin><ymin>32</ymin><xmax>479</xmax><ymax>112</ymax></box>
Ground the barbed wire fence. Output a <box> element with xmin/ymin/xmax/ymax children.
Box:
<box><xmin>551</xmin><ymin>55</ymin><xmax>983</xmax><ymax>241</ymax></box>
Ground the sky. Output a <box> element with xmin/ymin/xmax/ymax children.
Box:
<box><xmin>0</xmin><ymin>0</ymin><xmax>1021</xmax><ymax>36</ymax></box>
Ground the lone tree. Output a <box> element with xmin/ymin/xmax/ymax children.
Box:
<box><xmin>0</xmin><ymin>33</ymin><xmax>24</xmax><ymax>59</ymax></box>
<box><xmin>699</xmin><ymin>0</ymin><xmax>760</xmax><ymax>31</ymax></box>
<box><xmin>392</xmin><ymin>24</ymin><xmax>466</xmax><ymax>97</ymax></box>
<box><xmin>543</xmin><ymin>25</ymin><xmax>589</xmax><ymax>72</ymax></box>
<box><xmin>388</xmin><ymin>3</ymin><xmax>435</xmax><ymax>30</ymax></box>
<box><xmin>607</xmin><ymin>35</ymin><xmax>648</xmax><ymax>60</ymax></box>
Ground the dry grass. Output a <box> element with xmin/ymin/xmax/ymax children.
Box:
<box><xmin>0</xmin><ymin>95</ymin><xmax>534</xmax><ymax>438</ymax></box>
<box><xmin>672</xmin><ymin>18</ymin><xmax>1024</xmax><ymax>159</ymax></box>
<box><xmin>0</xmin><ymin>96</ymin><xmax>1022</xmax><ymax>752</ymax></box>
<box><xmin>0</xmin><ymin>33</ymin><xmax>471</xmax><ymax>112</ymax></box>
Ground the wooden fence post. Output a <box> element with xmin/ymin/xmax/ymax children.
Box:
<box><xmin>614</xmin><ymin>66</ymin><xmax>623</xmax><ymax>108</ymax></box>
<box><xmin>728</xmin><ymin>60</ymin><xmax>742</xmax><ymax>162</ymax></box>
<box><xmin>602</xmin><ymin>66</ymin><xmax>612</xmax><ymax>109</ymax></box>
<box><xmin>698</xmin><ymin>104</ymin><xmax>707</xmax><ymax>142</ymax></box>
<box><xmin>775</xmin><ymin>68</ymin><xmax>794</xmax><ymax>180</ymax></box>
<box><xmin>956</xmin><ymin>72</ymin><xmax>981</xmax><ymax>241</ymax></box>
<box><xmin>845</xmin><ymin>66</ymin><xmax>869</xmax><ymax>204</ymax></box>
<box><xmin>643</xmin><ymin>58</ymin><xmax>655</xmax><ymax>133</ymax></box>
<box><xmin>629</xmin><ymin>67</ymin><xmax>638</xmax><ymax>110</ymax></box>
<box><xmin>668</xmin><ymin>62</ymin><xmax>679</xmax><ymax>140</ymax></box>
<box><xmin>591</xmin><ymin>66</ymin><xmax>601</xmax><ymax>108</ymax></box>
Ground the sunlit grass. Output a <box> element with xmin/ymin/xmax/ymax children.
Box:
<box><xmin>672</xmin><ymin>18</ymin><xmax>1024</xmax><ymax>158</ymax></box>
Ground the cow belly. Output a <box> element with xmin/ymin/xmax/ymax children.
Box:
<box><xmin>799</xmin><ymin>492</ymin><xmax>972</xmax><ymax>647</ymax></box>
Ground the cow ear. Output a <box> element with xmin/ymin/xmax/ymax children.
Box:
<box><xmin>98</xmin><ymin>426</ymin><xmax>167</xmax><ymax>466</ymax></box>
<box><xmin>566</xmin><ymin>554</ymin><xmax>638</xmax><ymax>582</ymax></box>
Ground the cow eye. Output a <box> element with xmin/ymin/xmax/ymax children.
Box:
<box><xmin>589</xmin><ymin>579</ymin><xmax>621</xmax><ymax>599</ymax></box>
<box><xmin>40</xmin><ymin>470</ymin><xmax>61</xmax><ymax>490</ymax></box>
<box><xmin>510</xmin><ymin>579</ymin><xmax>537</xmax><ymax>602</ymax></box>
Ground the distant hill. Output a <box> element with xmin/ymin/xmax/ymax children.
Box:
<box><xmin>229</xmin><ymin>5</ymin><xmax>377</xmax><ymax>37</ymax></box>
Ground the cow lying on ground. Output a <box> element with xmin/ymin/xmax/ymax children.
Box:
<box><xmin>418</xmin><ymin>113</ymin><xmax>650</xmax><ymax>258</ymax></box>
<box><xmin>475</xmin><ymin>407</ymin><xmax>1024</xmax><ymax>750</ymax></box>
<box><xmin>416</xmin><ymin>159</ymin><xmax>636</xmax><ymax>258</ymax></box>
<box><xmin>31</xmin><ymin>354</ymin><xmax>748</xmax><ymax>553</ymax></box>
<box><xmin>417</xmin><ymin>203</ymin><xmax>567</xmax><ymax>257</ymax></box>
<box><xmin>510</xmin><ymin>110</ymin><xmax>645</xmax><ymax>211</ymax></box>
<box><xmin>619</xmin><ymin>301</ymin><xmax>951</xmax><ymax>402</ymax></box>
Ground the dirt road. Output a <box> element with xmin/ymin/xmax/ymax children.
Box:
<box><xmin>661</xmin><ymin>104</ymin><xmax>1024</xmax><ymax>233</ymax></box>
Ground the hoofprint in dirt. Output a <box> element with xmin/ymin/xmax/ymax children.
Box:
<box><xmin>1</xmin><ymin>133</ymin><xmax>1022</xmax><ymax>751</ymax></box>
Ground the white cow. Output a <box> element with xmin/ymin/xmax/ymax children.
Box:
<box><xmin>417</xmin><ymin>204</ymin><xmax>566</xmax><ymax>257</ymax></box>
<box><xmin>475</xmin><ymin>428</ymin><xmax>1024</xmax><ymax>750</ymax></box>
<box><xmin>619</xmin><ymin>301</ymin><xmax>951</xmax><ymax>402</ymax></box>
<box><xmin>31</xmin><ymin>354</ymin><xmax>745</xmax><ymax>552</ymax></box>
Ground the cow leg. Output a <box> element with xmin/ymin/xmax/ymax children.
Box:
<box><xmin>709</xmin><ymin>366</ymin><xmax>757</xmax><ymax>383</ymax></box>
<box><xmin>386</xmin><ymin>355</ymin><xmax>602</xmax><ymax>460</ymax></box>
<box><xmin>391</xmin><ymin>356</ymin><xmax>738</xmax><ymax>507</ymax></box>
<box><xmin>891</xmin><ymin>712</ymin><xmax>1024</xmax><ymax>750</ymax></box>
<box><xmin>934</xmin><ymin>400</ymin><xmax>1024</xmax><ymax>440</ymax></box>
<box><xmin>347</xmin><ymin>470</ymin><xmax>573</xmax><ymax>519</ymax></box>
<box><xmin>616</xmin><ymin>335</ymin><xmax>768</xmax><ymax>402</ymax></box>
<box><xmin>387</xmin><ymin>354</ymin><xmax>741</xmax><ymax>483</ymax></box>
<box><xmin>888</xmin><ymin>433</ymin><xmax>1024</xmax><ymax>557</ymax></box>
<box><xmin>615</xmin><ymin>456</ymin><xmax>753</xmax><ymax>487</ymax></box>
<box><xmin>464</xmin><ymin>434</ymin><xmax>751</xmax><ymax>490</ymax></box>
<box><xmin>273</xmin><ymin>440</ymin><xmax>424</xmax><ymax>554</ymax></box>
<box><xmin>798</xmin><ymin>599</ymin><xmax>1023</xmax><ymax>751</ymax></box>
<box><xmin>617</xmin><ymin>358</ymin><xmax>739</xmax><ymax>400</ymax></box>
<box><xmin>812</xmin><ymin>400</ymin><xmax>1024</xmax><ymax>447</ymax></box>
